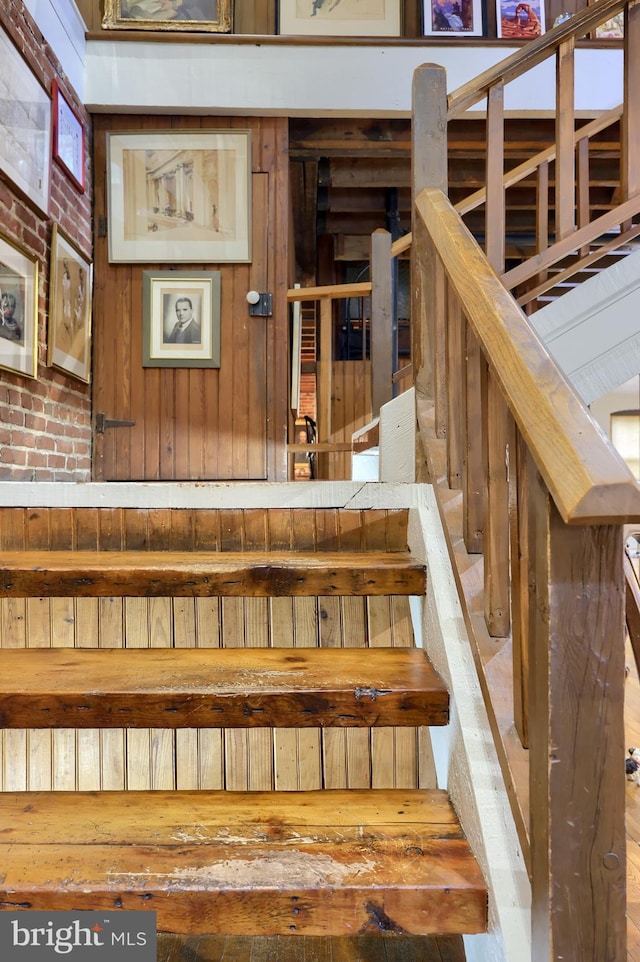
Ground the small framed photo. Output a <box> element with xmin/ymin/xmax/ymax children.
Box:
<box><xmin>143</xmin><ymin>270</ymin><xmax>221</xmax><ymax>368</ymax></box>
<box><xmin>48</xmin><ymin>224</ymin><xmax>92</xmax><ymax>383</ymax></box>
<box><xmin>102</xmin><ymin>0</ymin><xmax>231</xmax><ymax>32</ymax></box>
<box><xmin>497</xmin><ymin>0</ymin><xmax>544</xmax><ymax>38</ymax></box>
<box><xmin>424</xmin><ymin>0</ymin><xmax>483</xmax><ymax>35</ymax></box>
<box><xmin>52</xmin><ymin>81</ymin><xmax>85</xmax><ymax>192</ymax></box>
<box><xmin>107</xmin><ymin>129</ymin><xmax>252</xmax><ymax>264</ymax></box>
<box><xmin>279</xmin><ymin>0</ymin><xmax>401</xmax><ymax>37</ymax></box>
<box><xmin>0</xmin><ymin>234</ymin><xmax>38</xmax><ymax>380</ymax></box>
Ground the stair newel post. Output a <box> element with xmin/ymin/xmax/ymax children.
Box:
<box><xmin>528</xmin><ymin>474</ymin><xmax>626</xmax><ymax>962</ymax></box>
<box><xmin>411</xmin><ymin>64</ymin><xmax>448</xmax><ymax>445</ymax></box>
<box><xmin>370</xmin><ymin>227</ymin><xmax>393</xmax><ymax>417</ymax></box>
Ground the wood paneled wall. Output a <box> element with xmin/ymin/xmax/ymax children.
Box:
<box><xmin>0</xmin><ymin>507</ymin><xmax>435</xmax><ymax>794</ymax></box>
<box><xmin>92</xmin><ymin>115</ymin><xmax>289</xmax><ymax>482</ymax></box>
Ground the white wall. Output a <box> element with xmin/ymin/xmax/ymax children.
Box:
<box><xmin>84</xmin><ymin>40</ymin><xmax>623</xmax><ymax>118</ymax></box>
<box><xmin>23</xmin><ymin>0</ymin><xmax>86</xmax><ymax>97</ymax></box>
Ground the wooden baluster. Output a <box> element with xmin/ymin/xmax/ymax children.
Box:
<box><xmin>555</xmin><ymin>38</ymin><xmax>576</xmax><ymax>241</ymax></box>
<box><xmin>509</xmin><ymin>424</ymin><xmax>530</xmax><ymax>748</ymax></box>
<box><xmin>370</xmin><ymin>228</ymin><xmax>393</xmax><ymax>417</ymax></box>
<box><xmin>485</xmin><ymin>82</ymin><xmax>505</xmax><ymax>273</ymax></box>
<box><xmin>621</xmin><ymin>0</ymin><xmax>640</xmax><ymax>231</ymax></box>
<box><xmin>484</xmin><ymin>371</ymin><xmax>510</xmax><ymax>637</ymax></box>
<box><xmin>433</xmin><ymin>254</ymin><xmax>448</xmax><ymax>439</ymax></box>
<box><xmin>463</xmin><ymin>328</ymin><xmax>485</xmax><ymax>554</ymax></box>
<box><xmin>316</xmin><ymin>296</ymin><xmax>333</xmax><ymax>479</ymax></box>
<box><xmin>446</xmin><ymin>288</ymin><xmax>464</xmax><ymax>490</ymax></box>
<box><xmin>530</xmin><ymin>159</ymin><xmax>550</xmax><ymax>313</ymax></box>
<box><xmin>576</xmin><ymin>135</ymin><xmax>590</xmax><ymax>256</ymax></box>
<box><xmin>529</xmin><ymin>473</ymin><xmax>626</xmax><ymax>962</ymax></box>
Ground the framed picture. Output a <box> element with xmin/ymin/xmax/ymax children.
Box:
<box><xmin>48</xmin><ymin>224</ymin><xmax>92</xmax><ymax>383</ymax></box>
<box><xmin>279</xmin><ymin>0</ymin><xmax>401</xmax><ymax>37</ymax></box>
<box><xmin>102</xmin><ymin>0</ymin><xmax>231</xmax><ymax>32</ymax></box>
<box><xmin>107</xmin><ymin>130</ymin><xmax>252</xmax><ymax>264</ymax></box>
<box><xmin>0</xmin><ymin>25</ymin><xmax>51</xmax><ymax>214</ymax></box>
<box><xmin>0</xmin><ymin>234</ymin><xmax>38</xmax><ymax>380</ymax></box>
<box><xmin>52</xmin><ymin>81</ymin><xmax>85</xmax><ymax>192</ymax></box>
<box><xmin>595</xmin><ymin>13</ymin><xmax>624</xmax><ymax>37</ymax></box>
<box><xmin>142</xmin><ymin>270</ymin><xmax>221</xmax><ymax>368</ymax></box>
<box><xmin>497</xmin><ymin>0</ymin><xmax>544</xmax><ymax>37</ymax></box>
<box><xmin>424</xmin><ymin>0</ymin><xmax>483</xmax><ymax>35</ymax></box>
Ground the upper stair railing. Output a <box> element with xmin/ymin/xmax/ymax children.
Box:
<box><xmin>409</xmin><ymin>5</ymin><xmax>640</xmax><ymax>959</ymax></box>
<box><xmin>450</xmin><ymin>0</ymin><xmax>639</xmax><ymax>309</ymax></box>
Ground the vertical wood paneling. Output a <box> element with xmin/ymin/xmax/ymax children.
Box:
<box><xmin>92</xmin><ymin>115</ymin><xmax>287</xmax><ymax>482</ymax></box>
<box><xmin>0</xmin><ymin>507</ymin><xmax>421</xmax><ymax>795</ymax></box>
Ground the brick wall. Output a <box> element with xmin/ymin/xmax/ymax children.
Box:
<box><xmin>0</xmin><ymin>2</ymin><xmax>92</xmax><ymax>480</ymax></box>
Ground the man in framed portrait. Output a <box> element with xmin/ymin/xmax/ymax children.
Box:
<box><xmin>165</xmin><ymin>295</ymin><xmax>202</xmax><ymax>343</ymax></box>
<box><xmin>0</xmin><ymin>291</ymin><xmax>23</xmax><ymax>344</ymax></box>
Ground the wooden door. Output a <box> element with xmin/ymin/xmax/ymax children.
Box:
<box><xmin>91</xmin><ymin>116</ymin><xmax>288</xmax><ymax>481</ymax></box>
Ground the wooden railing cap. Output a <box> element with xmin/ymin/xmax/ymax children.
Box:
<box><xmin>416</xmin><ymin>187</ymin><xmax>640</xmax><ymax>525</ymax></box>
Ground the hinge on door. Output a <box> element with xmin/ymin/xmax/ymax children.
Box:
<box><xmin>95</xmin><ymin>413</ymin><xmax>136</xmax><ymax>434</ymax></box>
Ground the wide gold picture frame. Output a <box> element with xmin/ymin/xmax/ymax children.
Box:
<box><xmin>102</xmin><ymin>0</ymin><xmax>231</xmax><ymax>33</ymax></box>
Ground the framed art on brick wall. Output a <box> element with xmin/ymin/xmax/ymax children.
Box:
<box><xmin>0</xmin><ymin>25</ymin><xmax>51</xmax><ymax>214</ymax></box>
<box><xmin>0</xmin><ymin>234</ymin><xmax>38</xmax><ymax>380</ymax></box>
<box><xmin>48</xmin><ymin>224</ymin><xmax>92</xmax><ymax>383</ymax></box>
<box><xmin>52</xmin><ymin>81</ymin><xmax>85</xmax><ymax>192</ymax></box>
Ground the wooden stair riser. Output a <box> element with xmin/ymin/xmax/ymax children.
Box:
<box><xmin>0</xmin><ymin>647</ymin><xmax>449</xmax><ymax>729</ymax></box>
<box><xmin>0</xmin><ymin>790</ymin><xmax>488</xmax><ymax>937</ymax></box>
<box><xmin>0</xmin><ymin>551</ymin><xmax>426</xmax><ymax>598</ymax></box>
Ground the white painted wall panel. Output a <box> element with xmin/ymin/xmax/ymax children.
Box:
<box><xmin>22</xmin><ymin>0</ymin><xmax>86</xmax><ymax>97</ymax></box>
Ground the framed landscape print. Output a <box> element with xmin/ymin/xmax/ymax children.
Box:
<box><xmin>107</xmin><ymin>129</ymin><xmax>252</xmax><ymax>263</ymax></box>
<box><xmin>48</xmin><ymin>224</ymin><xmax>92</xmax><ymax>383</ymax></box>
<box><xmin>497</xmin><ymin>0</ymin><xmax>544</xmax><ymax>38</ymax></box>
<box><xmin>102</xmin><ymin>0</ymin><xmax>231</xmax><ymax>32</ymax></box>
<box><xmin>52</xmin><ymin>81</ymin><xmax>85</xmax><ymax>192</ymax></box>
<box><xmin>279</xmin><ymin>0</ymin><xmax>401</xmax><ymax>37</ymax></box>
<box><xmin>0</xmin><ymin>234</ymin><xmax>38</xmax><ymax>380</ymax></box>
<box><xmin>0</xmin><ymin>25</ymin><xmax>51</xmax><ymax>214</ymax></box>
<box><xmin>424</xmin><ymin>0</ymin><xmax>483</xmax><ymax>35</ymax></box>
<box><xmin>142</xmin><ymin>270</ymin><xmax>221</xmax><ymax>368</ymax></box>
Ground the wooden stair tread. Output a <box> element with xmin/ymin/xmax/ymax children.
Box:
<box><xmin>0</xmin><ymin>646</ymin><xmax>449</xmax><ymax>728</ymax></box>
<box><xmin>0</xmin><ymin>789</ymin><xmax>488</xmax><ymax>936</ymax></box>
<box><xmin>0</xmin><ymin>550</ymin><xmax>425</xmax><ymax>597</ymax></box>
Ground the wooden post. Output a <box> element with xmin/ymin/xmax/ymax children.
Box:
<box><xmin>485</xmin><ymin>82</ymin><xmax>505</xmax><ymax>274</ymax></box>
<box><xmin>484</xmin><ymin>371</ymin><xmax>510</xmax><ymax>637</ymax></box>
<box><xmin>370</xmin><ymin>228</ymin><xmax>393</xmax><ymax>417</ymax></box>
<box><xmin>622</xmin><ymin>0</ymin><xmax>640</xmax><ymax>227</ymax></box>
<box><xmin>555</xmin><ymin>39</ymin><xmax>576</xmax><ymax>241</ymax></box>
<box><xmin>411</xmin><ymin>64</ymin><xmax>448</xmax><ymax>406</ymax></box>
<box><xmin>529</xmin><ymin>474</ymin><xmax>626</xmax><ymax>962</ymax></box>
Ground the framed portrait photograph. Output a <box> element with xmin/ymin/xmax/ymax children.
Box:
<box><xmin>497</xmin><ymin>0</ymin><xmax>544</xmax><ymax>38</ymax></box>
<box><xmin>279</xmin><ymin>0</ymin><xmax>401</xmax><ymax>37</ymax></box>
<box><xmin>48</xmin><ymin>224</ymin><xmax>92</xmax><ymax>383</ymax></box>
<box><xmin>52</xmin><ymin>81</ymin><xmax>85</xmax><ymax>192</ymax></box>
<box><xmin>102</xmin><ymin>0</ymin><xmax>231</xmax><ymax>32</ymax></box>
<box><xmin>0</xmin><ymin>25</ymin><xmax>51</xmax><ymax>214</ymax></box>
<box><xmin>424</xmin><ymin>0</ymin><xmax>483</xmax><ymax>35</ymax></box>
<box><xmin>107</xmin><ymin>130</ymin><xmax>252</xmax><ymax>264</ymax></box>
<box><xmin>143</xmin><ymin>270</ymin><xmax>221</xmax><ymax>368</ymax></box>
<box><xmin>0</xmin><ymin>234</ymin><xmax>38</xmax><ymax>380</ymax></box>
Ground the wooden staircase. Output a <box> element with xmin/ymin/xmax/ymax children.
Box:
<box><xmin>0</xmin><ymin>506</ymin><xmax>487</xmax><ymax>938</ymax></box>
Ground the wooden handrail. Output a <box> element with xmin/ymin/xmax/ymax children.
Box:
<box><xmin>447</xmin><ymin>0</ymin><xmax>625</xmax><ymax>118</ymax></box>
<box><xmin>287</xmin><ymin>281</ymin><xmax>371</xmax><ymax>301</ymax></box>
<box><xmin>416</xmin><ymin>186</ymin><xmax>640</xmax><ymax>525</ymax></box>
